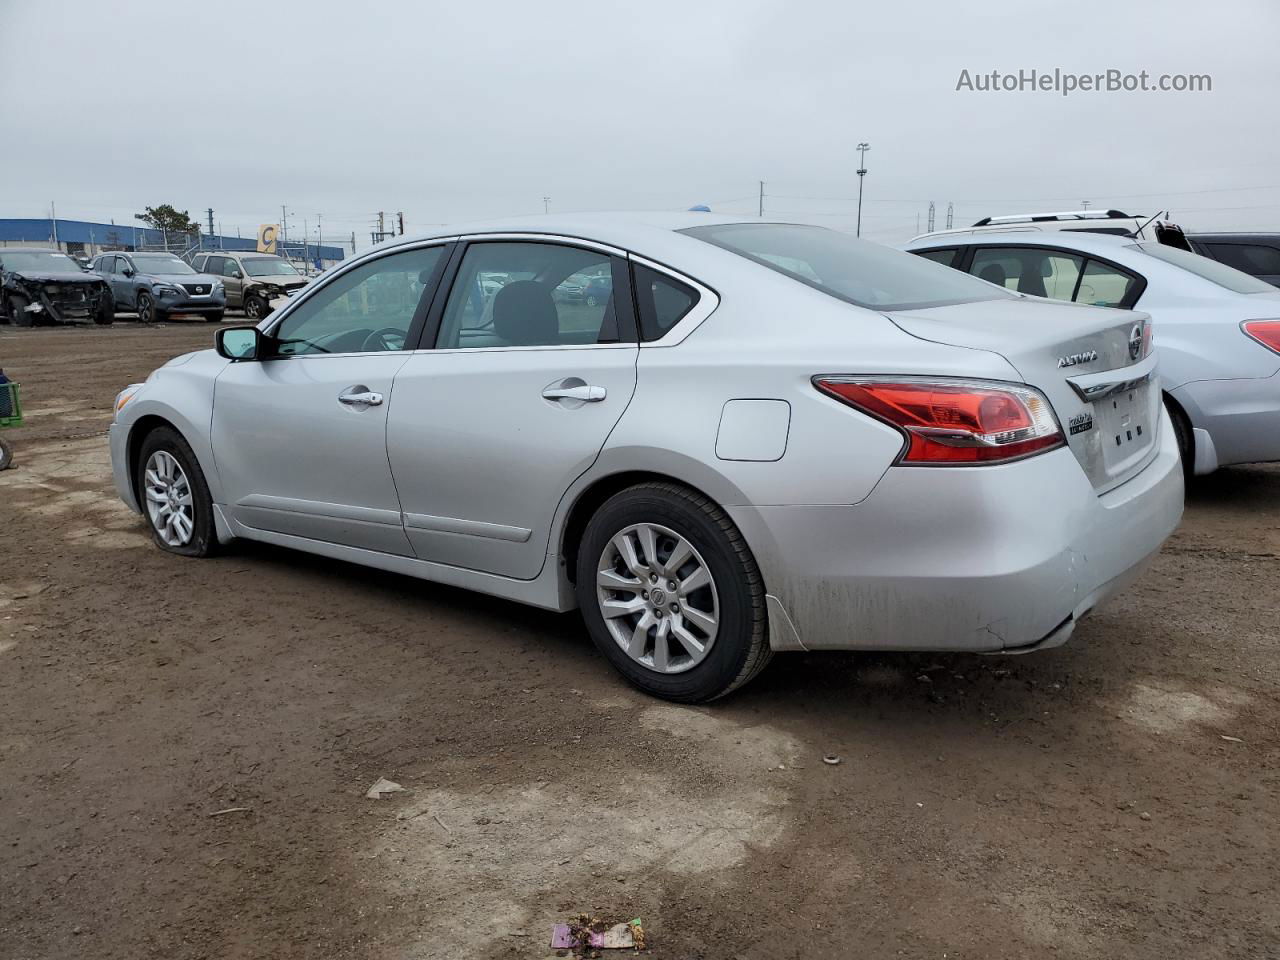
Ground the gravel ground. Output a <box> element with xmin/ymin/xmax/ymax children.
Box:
<box><xmin>1</xmin><ymin>323</ymin><xmax>1277</xmax><ymax>960</ymax></box>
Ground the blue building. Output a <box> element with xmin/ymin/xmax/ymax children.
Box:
<box><xmin>0</xmin><ymin>217</ymin><xmax>346</xmax><ymax>268</ymax></box>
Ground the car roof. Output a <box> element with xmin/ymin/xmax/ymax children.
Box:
<box><xmin>903</xmin><ymin>229</ymin><xmax>1140</xmax><ymax>255</ymax></box>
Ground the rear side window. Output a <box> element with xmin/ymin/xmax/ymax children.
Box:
<box><xmin>913</xmin><ymin>248</ymin><xmax>958</xmax><ymax>267</ymax></box>
<box><xmin>1076</xmin><ymin>260</ymin><xmax>1139</xmax><ymax>308</ymax></box>
<box><xmin>1205</xmin><ymin>243</ymin><xmax>1280</xmax><ymax>278</ymax></box>
<box><xmin>683</xmin><ymin>222</ymin><xmax>1012</xmax><ymax>311</ymax></box>
<box><xmin>969</xmin><ymin>247</ymin><xmax>1083</xmax><ymax>299</ymax></box>
<box><xmin>633</xmin><ymin>264</ymin><xmax>698</xmax><ymax>341</ymax></box>
<box><xmin>436</xmin><ymin>241</ymin><xmax>626</xmax><ymax>349</ymax></box>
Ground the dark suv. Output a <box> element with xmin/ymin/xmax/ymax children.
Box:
<box><xmin>1</xmin><ymin>248</ymin><xmax>113</xmax><ymax>326</ymax></box>
<box><xmin>1183</xmin><ymin>233</ymin><xmax>1280</xmax><ymax>287</ymax></box>
<box><xmin>89</xmin><ymin>252</ymin><xmax>226</xmax><ymax>323</ymax></box>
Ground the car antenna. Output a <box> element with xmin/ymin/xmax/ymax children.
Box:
<box><xmin>1132</xmin><ymin>209</ymin><xmax>1167</xmax><ymax>240</ymax></box>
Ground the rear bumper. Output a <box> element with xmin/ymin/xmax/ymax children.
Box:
<box><xmin>730</xmin><ymin>409</ymin><xmax>1185</xmax><ymax>652</ymax></box>
<box><xmin>1170</xmin><ymin>370</ymin><xmax>1280</xmax><ymax>472</ymax></box>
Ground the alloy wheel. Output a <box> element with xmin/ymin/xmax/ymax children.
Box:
<box><xmin>137</xmin><ymin>293</ymin><xmax>154</xmax><ymax>324</ymax></box>
<box><xmin>596</xmin><ymin>522</ymin><xmax>720</xmax><ymax>674</ymax></box>
<box><xmin>244</xmin><ymin>296</ymin><xmax>262</xmax><ymax>319</ymax></box>
<box><xmin>144</xmin><ymin>450</ymin><xmax>195</xmax><ymax>546</ymax></box>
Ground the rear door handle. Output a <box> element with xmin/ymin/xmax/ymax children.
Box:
<box><xmin>339</xmin><ymin>389</ymin><xmax>384</xmax><ymax>406</ymax></box>
<box><xmin>542</xmin><ymin>384</ymin><xmax>607</xmax><ymax>403</ymax></box>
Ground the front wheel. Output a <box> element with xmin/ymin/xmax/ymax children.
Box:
<box><xmin>576</xmin><ymin>482</ymin><xmax>772</xmax><ymax>702</ymax></box>
<box><xmin>243</xmin><ymin>294</ymin><xmax>266</xmax><ymax>320</ymax></box>
<box><xmin>136</xmin><ymin>291</ymin><xmax>156</xmax><ymax>325</ymax></box>
<box><xmin>7</xmin><ymin>294</ymin><xmax>34</xmax><ymax>328</ymax></box>
<box><xmin>135</xmin><ymin>427</ymin><xmax>218</xmax><ymax>557</ymax></box>
<box><xmin>207</xmin><ymin>310</ymin><xmax>225</xmax><ymax>323</ymax></box>
<box><xmin>1166</xmin><ymin>398</ymin><xmax>1195</xmax><ymax>478</ymax></box>
<box><xmin>94</xmin><ymin>293</ymin><xmax>114</xmax><ymax>325</ymax></box>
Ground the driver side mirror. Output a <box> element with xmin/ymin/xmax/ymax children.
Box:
<box><xmin>231</xmin><ymin>269</ymin><xmax>243</xmax><ymax>279</ymax></box>
<box><xmin>215</xmin><ymin>325</ymin><xmax>266</xmax><ymax>361</ymax></box>
<box><xmin>122</xmin><ymin>267</ymin><xmax>135</xmax><ymax>277</ymax></box>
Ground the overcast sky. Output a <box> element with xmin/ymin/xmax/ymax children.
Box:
<box><xmin>2</xmin><ymin>0</ymin><xmax>1278</xmax><ymax>251</ymax></box>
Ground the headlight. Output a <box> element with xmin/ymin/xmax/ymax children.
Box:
<box><xmin>154</xmin><ymin>284</ymin><xmax>182</xmax><ymax>296</ymax></box>
<box><xmin>212</xmin><ymin>280</ymin><xmax>224</xmax><ymax>291</ymax></box>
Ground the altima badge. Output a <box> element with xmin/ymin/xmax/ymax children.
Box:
<box><xmin>1057</xmin><ymin>350</ymin><xmax>1098</xmax><ymax>368</ymax></box>
<box><xmin>1068</xmin><ymin>412</ymin><xmax>1095</xmax><ymax>435</ymax></box>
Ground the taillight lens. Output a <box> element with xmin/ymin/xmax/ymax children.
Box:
<box><xmin>814</xmin><ymin>377</ymin><xmax>1065</xmax><ymax>465</ymax></box>
<box><xmin>1141</xmin><ymin>318</ymin><xmax>1154</xmax><ymax>359</ymax></box>
<box><xmin>1243</xmin><ymin>319</ymin><xmax>1280</xmax><ymax>355</ymax></box>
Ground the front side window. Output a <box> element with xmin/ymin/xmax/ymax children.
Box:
<box><xmin>633</xmin><ymin>264</ymin><xmax>698</xmax><ymax>341</ymax></box>
<box><xmin>682</xmin><ymin>222</ymin><xmax>1013</xmax><ymax>311</ymax></box>
<box><xmin>221</xmin><ymin>258</ymin><xmax>242</xmax><ymax>278</ymax></box>
<box><xmin>969</xmin><ymin>247</ymin><xmax>1083</xmax><ymax>299</ymax></box>
<box><xmin>436</xmin><ymin>242</ymin><xmax>622</xmax><ymax>349</ymax></box>
<box><xmin>272</xmin><ymin>245</ymin><xmax>445</xmax><ymax>356</ymax></box>
<box><xmin>1205</xmin><ymin>243</ymin><xmax>1280</xmax><ymax>278</ymax></box>
<box><xmin>1133</xmin><ymin>242</ymin><xmax>1276</xmax><ymax>294</ymax></box>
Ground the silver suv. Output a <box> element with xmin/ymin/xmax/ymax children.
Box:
<box><xmin>189</xmin><ymin>251</ymin><xmax>308</xmax><ymax>319</ymax></box>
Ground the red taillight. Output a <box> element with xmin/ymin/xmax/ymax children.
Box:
<box><xmin>1141</xmin><ymin>318</ymin><xmax>1154</xmax><ymax>359</ymax></box>
<box><xmin>1243</xmin><ymin>319</ymin><xmax>1280</xmax><ymax>355</ymax></box>
<box><xmin>814</xmin><ymin>377</ymin><xmax>1065</xmax><ymax>465</ymax></box>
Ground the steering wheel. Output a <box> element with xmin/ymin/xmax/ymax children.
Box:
<box><xmin>361</xmin><ymin>326</ymin><xmax>407</xmax><ymax>352</ymax></box>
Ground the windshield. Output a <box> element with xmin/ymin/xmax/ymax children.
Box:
<box><xmin>682</xmin><ymin>223</ymin><xmax>1014</xmax><ymax>310</ymax></box>
<box><xmin>1</xmin><ymin>251</ymin><xmax>83</xmax><ymax>272</ymax></box>
<box><xmin>1133</xmin><ymin>242</ymin><xmax>1276</xmax><ymax>294</ymax></box>
<box><xmin>243</xmin><ymin>257</ymin><xmax>301</xmax><ymax>277</ymax></box>
<box><xmin>131</xmin><ymin>255</ymin><xmax>195</xmax><ymax>275</ymax></box>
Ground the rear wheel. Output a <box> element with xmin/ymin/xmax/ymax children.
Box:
<box><xmin>135</xmin><ymin>427</ymin><xmax>218</xmax><ymax>557</ymax></box>
<box><xmin>7</xmin><ymin>294</ymin><xmax>33</xmax><ymax>328</ymax></box>
<box><xmin>576</xmin><ymin>482</ymin><xmax>772</xmax><ymax>702</ymax></box>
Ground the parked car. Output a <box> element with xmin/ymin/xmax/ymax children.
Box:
<box><xmin>89</xmin><ymin>252</ymin><xmax>225</xmax><ymax>324</ymax></box>
<box><xmin>1</xmin><ymin>247</ymin><xmax>113</xmax><ymax>326</ymax></box>
<box><xmin>583</xmin><ymin>273</ymin><xmax>613</xmax><ymax>306</ymax></box>
<box><xmin>188</xmin><ymin>251</ymin><xmax>309</xmax><ymax>320</ymax></box>
<box><xmin>903</xmin><ymin>230</ymin><xmax>1280</xmax><ymax>475</ymax></box>
<box><xmin>1182</xmin><ymin>233</ymin><xmax>1280</xmax><ymax>287</ymax></box>
<box><xmin>109</xmin><ymin>213</ymin><xmax>1182</xmax><ymax>701</ymax></box>
<box><xmin>913</xmin><ymin>209</ymin><xmax>1194</xmax><ymax>251</ymax></box>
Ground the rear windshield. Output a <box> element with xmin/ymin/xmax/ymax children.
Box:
<box><xmin>681</xmin><ymin>222</ymin><xmax>1014</xmax><ymax>310</ymax></box>
<box><xmin>1132</xmin><ymin>242</ymin><xmax>1276</xmax><ymax>294</ymax></box>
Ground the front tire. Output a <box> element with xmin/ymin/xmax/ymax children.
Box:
<box><xmin>207</xmin><ymin>310</ymin><xmax>225</xmax><ymax>323</ymax></box>
<box><xmin>136</xmin><ymin>291</ymin><xmax>156</xmax><ymax>325</ymax></box>
<box><xmin>94</xmin><ymin>293</ymin><xmax>114</xmax><ymax>325</ymax></box>
<box><xmin>135</xmin><ymin>427</ymin><xmax>218</xmax><ymax>557</ymax></box>
<box><xmin>7</xmin><ymin>294</ymin><xmax>34</xmax><ymax>328</ymax></box>
<box><xmin>1166</xmin><ymin>397</ymin><xmax>1195</xmax><ymax>478</ymax></box>
<box><xmin>576</xmin><ymin>482</ymin><xmax>772</xmax><ymax>702</ymax></box>
<box><xmin>243</xmin><ymin>294</ymin><xmax>266</xmax><ymax>320</ymax></box>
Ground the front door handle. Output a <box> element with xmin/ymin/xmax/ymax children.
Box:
<box><xmin>542</xmin><ymin>384</ymin><xmax>607</xmax><ymax>403</ymax></box>
<box><xmin>339</xmin><ymin>389</ymin><xmax>384</xmax><ymax>406</ymax></box>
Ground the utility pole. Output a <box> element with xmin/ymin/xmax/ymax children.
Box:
<box><xmin>397</xmin><ymin>211</ymin><xmax>404</xmax><ymax>235</ymax></box>
<box><xmin>946</xmin><ymin>202</ymin><xmax>953</xmax><ymax>229</ymax></box>
<box><xmin>50</xmin><ymin>201</ymin><xmax>58</xmax><ymax>247</ymax></box>
<box><xmin>927</xmin><ymin>201</ymin><xmax>935</xmax><ymax>233</ymax></box>
<box><xmin>916</xmin><ymin>213</ymin><xmax>920</xmax><ymax>234</ymax></box>
<box><xmin>316</xmin><ymin>213</ymin><xmax>322</xmax><ymax>264</ymax></box>
<box><xmin>378</xmin><ymin>211</ymin><xmax>385</xmax><ymax>236</ymax></box>
<box><xmin>1082</xmin><ymin>200</ymin><xmax>1091</xmax><ymax>210</ymax></box>
<box><xmin>758</xmin><ymin>181</ymin><xmax>764</xmax><ymax>217</ymax></box>
<box><xmin>543</xmin><ymin>196</ymin><xmax>550</xmax><ymax>214</ymax></box>
<box><xmin>206</xmin><ymin>208</ymin><xmax>215</xmax><ymax>241</ymax></box>
<box><xmin>855</xmin><ymin>142</ymin><xmax>870</xmax><ymax>237</ymax></box>
<box><xmin>351</xmin><ymin>231</ymin><xmax>356</xmax><ymax>254</ymax></box>
<box><xmin>280</xmin><ymin>205</ymin><xmax>289</xmax><ymax>243</ymax></box>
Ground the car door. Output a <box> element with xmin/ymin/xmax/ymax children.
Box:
<box><xmin>386</xmin><ymin>238</ymin><xmax>639</xmax><ymax>580</ymax></box>
<box><xmin>222</xmin><ymin>257</ymin><xmax>246</xmax><ymax>306</ymax></box>
<box><xmin>210</xmin><ymin>243</ymin><xmax>451</xmax><ymax>555</ymax></box>
<box><xmin>108</xmin><ymin>255</ymin><xmax>135</xmax><ymax>307</ymax></box>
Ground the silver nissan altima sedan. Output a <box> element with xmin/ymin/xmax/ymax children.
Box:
<box><xmin>109</xmin><ymin>213</ymin><xmax>1184</xmax><ymax>701</ymax></box>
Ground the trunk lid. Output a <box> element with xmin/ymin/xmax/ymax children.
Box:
<box><xmin>886</xmin><ymin>298</ymin><xmax>1160</xmax><ymax>493</ymax></box>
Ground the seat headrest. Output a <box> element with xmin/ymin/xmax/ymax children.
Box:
<box><xmin>492</xmin><ymin>280</ymin><xmax>559</xmax><ymax>346</ymax></box>
<box><xmin>979</xmin><ymin>264</ymin><xmax>1006</xmax><ymax>286</ymax></box>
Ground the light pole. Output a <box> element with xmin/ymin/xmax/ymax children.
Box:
<box><xmin>855</xmin><ymin>142</ymin><xmax>870</xmax><ymax>237</ymax></box>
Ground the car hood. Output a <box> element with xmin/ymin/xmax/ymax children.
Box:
<box><xmin>7</xmin><ymin>270</ymin><xmax>104</xmax><ymax>284</ymax></box>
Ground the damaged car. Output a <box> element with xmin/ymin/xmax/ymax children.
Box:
<box><xmin>189</xmin><ymin>251</ymin><xmax>310</xmax><ymax>320</ymax></box>
<box><xmin>89</xmin><ymin>252</ymin><xmax>226</xmax><ymax>324</ymax></box>
<box><xmin>1</xmin><ymin>248</ymin><xmax>114</xmax><ymax>327</ymax></box>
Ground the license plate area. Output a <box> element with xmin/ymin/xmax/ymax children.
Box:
<box><xmin>1098</xmin><ymin>382</ymin><xmax>1155</xmax><ymax>474</ymax></box>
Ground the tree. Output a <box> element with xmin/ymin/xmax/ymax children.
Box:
<box><xmin>135</xmin><ymin>204</ymin><xmax>200</xmax><ymax>237</ymax></box>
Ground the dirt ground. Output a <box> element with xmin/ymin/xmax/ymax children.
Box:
<box><xmin>1</xmin><ymin>322</ymin><xmax>1277</xmax><ymax>960</ymax></box>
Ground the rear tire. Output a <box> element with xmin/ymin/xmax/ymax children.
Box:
<box><xmin>576</xmin><ymin>482</ymin><xmax>772</xmax><ymax>702</ymax></box>
<box><xmin>135</xmin><ymin>426</ymin><xmax>218</xmax><ymax>558</ymax></box>
<box><xmin>1166</xmin><ymin>397</ymin><xmax>1194</xmax><ymax>478</ymax></box>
